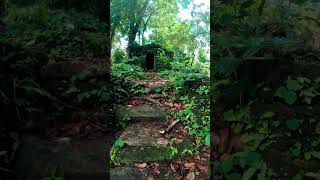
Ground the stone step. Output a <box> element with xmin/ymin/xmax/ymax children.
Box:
<box><xmin>115</xmin><ymin>104</ymin><xmax>167</xmax><ymax>121</ymax></box>
<box><xmin>110</xmin><ymin>121</ymin><xmax>193</xmax><ymax>165</ymax></box>
<box><xmin>110</xmin><ymin>162</ymin><xmax>175</xmax><ymax>180</ymax></box>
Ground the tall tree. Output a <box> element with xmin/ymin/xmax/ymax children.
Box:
<box><xmin>127</xmin><ymin>0</ymin><xmax>150</xmax><ymax>57</ymax></box>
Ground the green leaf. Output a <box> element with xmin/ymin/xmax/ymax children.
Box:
<box><xmin>220</xmin><ymin>159</ymin><xmax>233</xmax><ymax>173</ymax></box>
<box><xmin>240</xmin><ymin>0</ymin><xmax>256</xmax><ymax>9</ymax></box>
<box><xmin>285</xmin><ymin>91</ymin><xmax>297</xmax><ymax>105</ymax></box>
<box><xmin>290</xmin><ymin>143</ymin><xmax>301</xmax><ymax>157</ymax></box>
<box><xmin>155</xmin><ymin>87</ymin><xmax>162</xmax><ymax>93</ymax></box>
<box><xmin>310</xmin><ymin>151</ymin><xmax>320</xmax><ymax>160</ymax></box>
<box><xmin>286</xmin><ymin>119</ymin><xmax>300</xmax><ymax>130</ymax></box>
<box><xmin>297</xmin><ymin>77</ymin><xmax>311</xmax><ymax>84</ymax></box>
<box><xmin>66</xmin><ymin>86</ymin><xmax>78</xmax><ymax>94</ymax></box>
<box><xmin>218</xmin><ymin>13</ymin><xmax>234</xmax><ymax>26</ymax></box>
<box><xmin>224</xmin><ymin>110</ymin><xmax>236</xmax><ymax>121</ymax></box>
<box><xmin>293</xmin><ymin>0</ymin><xmax>308</xmax><ymax>5</ymax></box>
<box><xmin>260</xmin><ymin>112</ymin><xmax>275</xmax><ymax>119</ymax></box>
<box><xmin>305</xmin><ymin>172</ymin><xmax>320</xmax><ymax>179</ymax></box>
<box><xmin>243</xmin><ymin>166</ymin><xmax>259</xmax><ymax>180</ymax></box>
<box><xmin>286</xmin><ymin>79</ymin><xmax>303</xmax><ymax>91</ymax></box>
<box><xmin>214</xmin><ymin>58</ymin><xmax>241</xmax><ymax>77</ymax></box>
<box><xmin>205</xmin><ymin>134</ymin><xmax>210</xmax><ymax>146</ymax></box>
<box><xmin>292</xmin><ymin>174</ymin><xmax>303</xmax><ymax>180</ymax></box>
<box><xmin>99</xmin><ymin>92</ymin><xmax>110</xmax><ymax>102</ymax></box>
<box><xmin>226</xmin><ymin>173</ymin><xmax>241</xmax><ymax>180</ymax></box>
<box><xmin>245</xmin><ymin>152</ymin><xmax>262</xmax><ymax>166</ymax></box>
<box><xmin>275</xmin><ymin>86</ymin><xmax>297</xmax><ymax>105</ymax></box>
<box><xmin>305</xmin><ymin>152</ymin><xmax>312</xmax><ymax>160</ymax></box>
<box><xmin>114</xmin><ymin>139</ymin><xmax>125</xmax><ymax>148</ymax></box>
<box><xmin>257</xmin><ymin>162</ymin><xmax>267</xmax><ymax>180</ymax></box>
<box><xmin>275</xmin><ymin>86</ymin><xmax>287</xmax><ymax>97</ymax></box>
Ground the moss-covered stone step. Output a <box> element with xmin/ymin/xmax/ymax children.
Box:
<box><xmin>115</xmin><ymin>104</ymin><xmax>167</xmax><ymax>121</ymax></box>
<box><xmin>110</xmin><ymin>121</ymin><xmax>193</xmax><ymax>165</ymax></box>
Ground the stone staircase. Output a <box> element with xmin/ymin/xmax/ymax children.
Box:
<box><xmin>110</xmin><ymin>95</ymin><xmax>193</xmax><ymax>179</ymax></box>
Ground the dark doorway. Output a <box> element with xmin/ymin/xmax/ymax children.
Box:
<box><xmin>146</xmin><ymin>53</ymin><xmax>155</xmax><ymax>70</ymax></box>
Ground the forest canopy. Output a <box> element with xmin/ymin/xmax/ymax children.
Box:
<box><xmin>110</xmin><ymin>0</ymin><xmax>210</xmax><ymax>72</ymax></box>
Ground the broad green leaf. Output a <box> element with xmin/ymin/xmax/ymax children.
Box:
<box><xmin>297</xmin><ymin>77</ymin><xmax>311</xmax><ymax>84</ymax></box>
<box><xmin>257</xmin><ymin>162</ymin><xmax>267</xmax><ymax>180</ymax></box>
<box><xmin>114</xmin><ymin>139</ymin><xmax>125</xmax><ymax>148</ymax></box>
<box><xmin>290</xmin><ymin>143</ymin><xmax>301</xmax><ymax>157</ymax></box>
<box><xmin>292</xmin><ymin>174</ymin><xmax>303</xmax><ymax>180</ymax></box>
<box><xmin>245</xmin><ymin>151</ymin><xmax>262</xmax><ymax>166</ymax></box>
<box><xmin>286</xmin><ymin>79</ymin><xmax>303</xmax><ymax>91</ymax></box>
<box><xmin>226</xmin><ymin>173</ymin><xmax>241</xmax><ymax>180</ymax></box>
<box><xmin>275</xmin><ymin>86</ymin><xmax>297</xmax><ymax>105</ymax></box>
<box><xmin>260</xmin><ymin>112</ymin><xmax>275</xmax><ymax>119</ymax></box>
<box><xmin>66</xmin><ymin>86</ymin><xmax>78</xmax><ymax>94</ymax></box>
<box><xmin>214</xmin><ymin>58</ymin><xmax>241</xmax><ymax>77</ymax></box>
<box><xmin>155</xmin><ymin>87</ymin><xmax>162</xmax><ymax>93</ymax></box>
<box><xmin>240</xmin><ymin>0</ymin><xmax>256</xmax><ymax>9</ymax></box>
<box><xmin>243</xmin><ymin>166</ymin><xmax>259</xmax><ymax>180</ymax></box>
<box><xmin>286</xmin><ymin>119</ymin><xmax>300</xmax><ymax>130</ymax></box>
<box><xmin>275</xmin><ymin>86</ymin><xmax>287</xmax><ymax>97</ymax></box>
<box><xmin>205</xmin><ymin>134</ymin><xmax>210</xmax><ymax>146</ymax></box>
<box><xmin>224</xmin><ymin>110</ymin><xmax>236</xmax><ymax>121</ymax></box>
<box><xmin>285</xmin><ymin>91</ymin><xmax>297</xmax><ymax>105</ymax></box>
<box><xmin>220</xmin><ymin>159</ymin><xmax>233</xmax><ymax>173</ymax></box>
<box><xmin>310</xmin><ymin>151</ymin><xmax>320</xmax><ymax>160</ymax></box>
<box><xmin>100</xmin><ymin>92</ymin><xmax>110</xmax><ymax>102</ymax></box>
<box><xmin>305</xmin><ymin>172</ymin><xmax>320</xmax><ymax>179</ymax></box>
<box><xmin>218</xmin><ymin>13</ymin><xmax>234</xmax><ymax>26</ymax></box>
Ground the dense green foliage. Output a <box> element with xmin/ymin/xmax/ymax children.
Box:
<box><xmin>212</xmin><ymin>0</ymin><xmax>320</xmax><ymax>179</ymax></box>
<box><xmin>1</xmin><ymin>0</ymin><xmax>111</xmax><ymax>178</ymax></box>
<box><xmin>111</xmin><ymin>0</ymin><xmax>209</xmax><ymax>72</ymax></box>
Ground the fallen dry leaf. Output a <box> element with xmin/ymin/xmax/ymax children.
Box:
<box><xmin>170</xmin><ymin>162</ymin><xmax>177</xmax><ymax>172</ymax></box>
<box><xmin>184</xmin><ymin>162</ymin><xmax>196</xmax><ymax>170</ymax></box>
<box><xmin>175</xmin><ymin>138</ymin><xmax>184</xmax><ymax>144</ymax></box>
<box><xmin>186</xmin><ymin>172</ymin><xmax>195</xmax><ymax>180</ymax></box>
<box><xmin>173</xmin><ymin>160</ymin><xmax>183</xmax><ymax>165</ymax></box>
<box><xmin>181</xmin><ymin>129</ymin><xmax>188</xmax><ymax>136</ymax></box>
<box><xmin>148</xmin><ymin>175</ymin><xmax>155</xmax><ymax>180</ymax></box>
<box><xmin>152</xmin><ymin>162</ymin><xmax>160</xmax><ymax>167</ymax></box>
<box><xmin>171</xmin><ymin>174</ymin><xmax>181</xmax><ymax>180</ymax></box>
<box><xmin>134</xmin><ymin>163</ymin><xmax>147</xmax><ymax>169</ymax></box>
<box><xmin>196</xmin><ymin>163</ymin><xmax>209</xmax><ymax>173</ymax></box>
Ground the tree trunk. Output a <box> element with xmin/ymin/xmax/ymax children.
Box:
<box><xmin>141</xmin><ymin>14</ymin><xmax>152</xmax><ymax>45</ymax></box>
<box><xmin>127</xmin><ymin>0</ymin><xmax>150</xmax><ymax>57</ymax></box>
<box><xmin>190</xmin><ymin>51</ymin><xmax>195</xmax><ymax>66</ymax></box>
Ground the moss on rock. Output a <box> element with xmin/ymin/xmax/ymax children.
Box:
<box><xmin>110</xmin><ymin>137</ymin><xmax>193</xmax><ymax>165</ymax></box>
